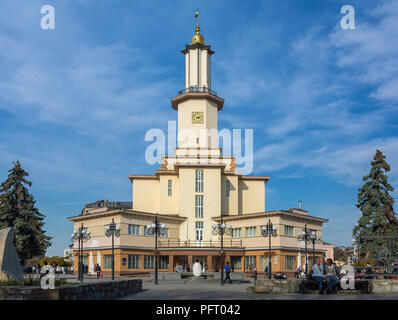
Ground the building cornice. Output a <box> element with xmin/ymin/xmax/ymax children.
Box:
<box><xmin>67</xmin><ymin>209</ymin><xmax>186</xmax><ymax>223</ymax></box>
<box><xmin>174</xmin><ymin>163</ymin><xmax>226</xmax><ymax>169</ymax></box>
<box><xmin>128</xmin><ymin>174</ymin><xmax>158</xmax><ymax>181</ymax></box>
<box><xmin>213</xmin><ymin>211</ymin><xmax>328</xmax><ymax>223</ymax></box>
<box><xmin>181</xmin><ymin>43</ymin><xmax>215</xmax><ymax>55</ymax></box>
<box><xmin>238</xmin><ymin>176</ymin><xmax>270</xmax><ymax>181</ymax></box>
<box><xmin>171</xmin><ymin>92</ymin><xmax>224</xmax><ymax>111</ymax></box>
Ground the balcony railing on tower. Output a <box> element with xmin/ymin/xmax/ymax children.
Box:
<box><xmin>82</xmin><ymin>200</ymin><xmax>133</xmax><ymax>215</ymax></box>
<box><xmin>178</xmin><ymin>86</ymin><xmax>217</xmax><ymax>97</ymax></box>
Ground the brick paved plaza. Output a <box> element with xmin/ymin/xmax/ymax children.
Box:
<box><xmin>118</xmin><ymin>278</ymin><xmax>398</xmax><ymax>300</ymax></box>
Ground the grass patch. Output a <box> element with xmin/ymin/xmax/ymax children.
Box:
<box><xmin>246</xmin><ymin>286</ymin><xmax>255</xmax><ymax>293</ymax></box>
<box><xmin>0</xmin><ymin>276</ymin><xmax>70</xmax><ymax>287</ymax></box>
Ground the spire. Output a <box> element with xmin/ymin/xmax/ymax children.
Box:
<box><xmin>191</xmin><ymin>15</ymin><xmax>205</xmax><ymax>45</ymax></box>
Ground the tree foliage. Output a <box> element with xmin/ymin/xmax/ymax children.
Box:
<box><xmin>39</xmin><ymin>256</ymin><xmax>72</xmax><ymax>267</ymax></box>
<box><xmin>0</xmin><ymin>161</ymin><xmax>52</xmax><ymax>263</ymax></box>
<box><xmin>353</xmin><ymin>150</ymin><xmax>398</xmax><ymax>260</ymax></box>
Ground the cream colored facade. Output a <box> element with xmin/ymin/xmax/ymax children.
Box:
<box><xmin>68</xmin><ymin>23</ymin><xmax>330</xmax><ymax>277</ymax></box>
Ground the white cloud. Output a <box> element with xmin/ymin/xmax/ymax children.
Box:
<box><xmin>244</xmin><ymin>1</ymin><xmax>398</xmax><ymax>188</ymax></box>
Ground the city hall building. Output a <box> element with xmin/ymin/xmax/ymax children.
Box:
<box><xmin>68</xmin><ymin>23</ymin><xmax>329</xmax><ymax>278</ymax></box>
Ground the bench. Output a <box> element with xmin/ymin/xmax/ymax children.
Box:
<box><xmin>299</xmin><ymin>277</ymin><xmax>370</xmax><ymax>294</ymax></box>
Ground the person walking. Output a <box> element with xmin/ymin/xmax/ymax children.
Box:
<box><xmin>224</xmin><ymin>261</ymin><xmax>232</xmax><ymax>284</ymax></box>
<box><xmin>95</xmin><ymin>263</ymin><xmax>101</xmax><ymax>279</ymax></box>
<box><xmin>264</xmin><ymin>265</ymin><xmax>269</xmax><ymax>278</ymax></box>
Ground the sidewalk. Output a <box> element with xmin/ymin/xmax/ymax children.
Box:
<box><xmin>120</xmin><ymin>279</ymin><xmax>398</xmax><ymax>300</ymax></box>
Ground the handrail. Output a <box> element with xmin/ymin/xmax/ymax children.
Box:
<box><xmin>158</xmin><ymin>239</ymin><xmax>243</xmax><ymax>248</ymax></box>
<box><xmin>178</xmin><ymin>86</ymin><xmax>217</xmax><ymax>96</ymax></box>
<box><xmin>85</xmin><ymin>200</ymin><xmax>133</xmax><ymax>209</ymax></box>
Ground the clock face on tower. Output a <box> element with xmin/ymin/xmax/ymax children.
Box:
<box><xmin>192</xmin><ymin>112</ymin><xmax>204</xmax><ymax>124</ymax></box>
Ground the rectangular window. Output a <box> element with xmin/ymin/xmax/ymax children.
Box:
<box><xmin>196</xmin><ymin>221</ymin><xmax>203</xmax><ymax>229</ymax></box>
<box><xmin>245</xmin><ymin>226</ymin><xmax>256</xmax><ymax>237</ymax></box>
<box><xmin>231</xmin><ymin>228</ymin><xmax>241</xmax><ymax>238</ymax></box>
<box><xmin>245</xmin><ymin>256</ymin><xmax>256</xmax><ymax>271</ymax></box>
<box><xmin>144</xmin><ymin>226</ymin><xmax>154</xmax><ymax>237</ymax></box>
<box><xmin>284</xmin><ymin>225</ymin><xmax>294</xmax><ymax>236</ymax></box>
<box><xmin>195</xmin><ymin>169</ymin><xmax>203</xmax><ymax>192</ymax></box>
<box><xmin>144</xmin><ymin>256</ymin><xmax>154</xmax><ymax>269</ymax></box>
<box><xmin>196</xmin><ymin>221</ymin><xmax>203</xmax><ymax>243</ymax></box>
<box><xmin>226</xmin><ymin>179</ymin><xmax>231</xmax><ymax>197</ymax></box>
<box><xmin>104</xmin><ymin>255</ymin><xmax>112</xmax><ymax>269</ymax></box>
<box><xmin>260</xmin><ymin>256</ymin><xmax>272</xmax><ymax>271</ymax></box>
<box><xmin>168</xmin><ymin>180</ymin><xmax>172</xmax><ymax>197</ymax></box>
<box><xmin>285</xmin><ymin>256</ymin><xmax>295</xmax><ymax>270</ymax></box>
<box><xmin>195</xmin><ymin>195</ymin><xmax>203</xmax><ymax>218</ymax></box>
<box><xmin>159</xmin><ymin>256</ymin><xmax>169</xmax><ymax>269</ymax></box>
<box><xmin>128</xmin><ymin>224</ymin><xmax>140</xmax><ymax>235</ymax></box>
<box><xmin>159</xmin><ymin>228</ymin><xmax>168</xmax><ymax>238</ymax></box>
<box><xmin>128</xmin><ymin>255</ymin><xmax>140</xmax><ymax>269</ymax></box>
<box><xmin>231</xmin><ymin>256</ymin><xmax>242</xmax><ymax>270</ymax></box>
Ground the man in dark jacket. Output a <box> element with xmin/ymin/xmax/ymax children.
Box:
<box><xmin>95</xmin><ymin>264</ymin><xmax>101</xmax><ymax>279</ymax></box>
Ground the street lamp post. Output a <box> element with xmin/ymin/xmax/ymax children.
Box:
<box><xmin>71</xmin><ymin>223</ymin><xmax>91</xmax><ymax>282</ymax></box>
<box><xmin>212</xmin><ymin>216</ymin><xmax>232</xmax><ymax>286</ymax></box>
<box><xmin>297</xmin><ymin>224</ymin><xmax>320</xmax><ymax>275</ymax></box>
<box><xmin>309</xmin><ymin>231</ymin><xmax>322</xmax><ymax>267</ymax></box>
<box><xmin>352</xmin><ymin>237</ymin><xmax>360</xmax><ymax>268</ymax></box>
<box><xmin>146</xmin><ymin>213</ymin><xmax>167</xmax><ymax>285</ymax></box>
<box><xmin>261</xmin><ymin>219</ymin><xmax>278</xmax><ymax>279</ymax></box>
<box><xmin>105</xmin><ymin>218</ymin><xmax>121</xmax><ymax>280</ymax></box>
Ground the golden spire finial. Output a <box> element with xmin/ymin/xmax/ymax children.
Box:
<box><xmin>191</xmin><ymin>22</ymin><xmax>205</xmax><ymax>45</ymax></box>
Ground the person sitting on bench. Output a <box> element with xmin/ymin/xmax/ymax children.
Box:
<box><xmin>312</xmin><ymin>258</ymin><xmax>325</xmax><ymax>294</ymax></box>
<box><xmin>324</xmin><ymin>258</ymin><xmax>339</xmax><ymax>293</ymax></box>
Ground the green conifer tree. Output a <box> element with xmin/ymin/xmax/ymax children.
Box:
<box><xmin>0</xmin><ymin>161</ymin><xmax>52</xmax><ymax>264</ymax></box>
<box><xmin>353</xmin><ymin>150</ymin><xmax>398</xmax><ymax>260</ymax></box>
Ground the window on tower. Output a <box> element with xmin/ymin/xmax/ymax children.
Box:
<box><xmin>168</xmin><ymin>180</ymin><xmax>172</xmax><ymax>197</ymax></box>
<box><xmin>195</xmin><ymin>169</ymin><xmax>203</xmax><ymax>192</ymax></box>
<box><xmin>226</xmin><ymin>179</ymin><xmax>231</xmax><ymax>197</ymax></box>
<box><xmin>195</xmin><ymin>195</ymin><xmax>203</xmax><ymax>218</ymax></box>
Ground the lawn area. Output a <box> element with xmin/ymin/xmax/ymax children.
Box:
<box><xmin>0</xmin><ymin>277</ymin><xmax>74</xmax><ymax>287</ymax></box>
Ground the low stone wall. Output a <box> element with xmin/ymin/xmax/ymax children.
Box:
<box><xmin>370</xmin><ymin>280</ymin><xmax>398</xmax><ymax>294</ymax></box>
<box><xmin>0</xmin><ymin>279</ymin><xmax>142</xmax><ymax>300</ymax></box>
<box><xmin>255</xmin><ymin>279</ymin><xmax>398</xmax><ymax>294</ymax></box>
<box><xmin>255</xmin><ymin>279</ymin><xmax>300</xmax><ymax>293</ymax></box>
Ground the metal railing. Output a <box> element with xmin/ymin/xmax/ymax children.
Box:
<box><xmin>158</xmin><ymin>239</ymin><xmax>243</xmax><ymax>248</ymax></box>
<box><xmin>178</xmin><ymin>86</ymin><xmax>217</xmax><ymax>97</ymax></box>
<box><xmin>85</xmin><ymin>200</ymin><xmax>133</xmax><ymax>209</ymax></box>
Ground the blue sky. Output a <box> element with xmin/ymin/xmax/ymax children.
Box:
<box><xmin>0</xmin><ymin>0</ymin><xmax>397</xmax><ymax>256</ymax></box>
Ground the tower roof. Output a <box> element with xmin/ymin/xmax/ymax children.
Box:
<box><xmin>191</xmin><ymin>23</ymin><xmax>205</xmax><ymax>45</ymax></box>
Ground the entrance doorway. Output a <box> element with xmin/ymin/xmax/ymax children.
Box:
<box><xmin>212</xmin><ymin>256</ymin><xmax>222</xmax><ymax>272</ymax></box>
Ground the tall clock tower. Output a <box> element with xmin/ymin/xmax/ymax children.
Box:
<box><xmin>171</xmin><ymin>23</ymin><xmax>224</xmax><ymax>149</ymax></box>
<box><xmin>130</xmin><ymin>21</ymin><xmax>267</xmax><ymax>246</ymax></box>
